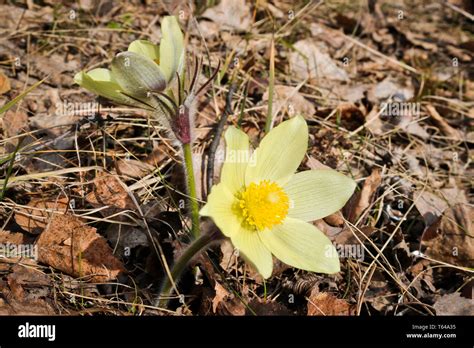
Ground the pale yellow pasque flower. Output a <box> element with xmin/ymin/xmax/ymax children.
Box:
<box><xmin>200</xmin><ymin>115</ymin><xmax>356</xmax><ymax>278</ymax></box>
<box><xmin>74</xmin><ymin>16</ymin><xmax>184</xmax><ymax>111</ymax></box>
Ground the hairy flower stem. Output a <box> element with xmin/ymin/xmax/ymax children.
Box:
<box><xmin>183</xmin><ymin>142</ymin><xmax>200</xmax><ymax>239</ymax></box>
<box><xmin>155</xmin><ymin>231</ymin><xmax>216</xmax><ymax>308</ymax></box>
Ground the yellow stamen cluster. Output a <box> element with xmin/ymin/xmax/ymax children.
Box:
<box><xmin>237</xmin><ymin>180</ymin><xmax>289</xmax><ymax>231</ymax></box>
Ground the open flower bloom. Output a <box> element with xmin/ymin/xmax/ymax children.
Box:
<box><xmin>74</xmin><ymin>16</ymin><xmax>184</xmax><ymax>110</ymax></box>
<box><xmin>200</xmin><ymin>116</ymin><xmax>356</xmax><ymax>278</ymax></box>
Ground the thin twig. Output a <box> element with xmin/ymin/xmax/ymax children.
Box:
<box><xmin>444</xmin><ymin>2</ymin><xmax>474</xmax><ymax>21</ymax></box>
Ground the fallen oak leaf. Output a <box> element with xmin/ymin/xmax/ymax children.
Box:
<box><xmin>307</xmin><ymin>289</ymin><xmax>354</xmax><ymax>316</ymax></box>
<box><xmin>85</xmin><ymin>173</ymin><xmax>136</xmax><ymax>219</ymax></box>
<box><xmin>36</xmin><ymin>214</ymin><xmax>125</xmax><ymax>282</ymax></box>
<box><xmin>0</xmin><ymin>230</ymin><xmax>27</xmax><ymax>244</ymax></box>
<box><xmin>14</xmin><ymin>197</ymin><xmax>69</xmax><ymax>234</ymax></box>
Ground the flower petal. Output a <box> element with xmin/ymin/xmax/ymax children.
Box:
<box><xmin>200</xmin><ymin>182</ymin><xmax>273</xmax><ymax>278</ymax></box>
<box><xmin>245</xmin><ymin>115</ymin><xmax>308</xmax><ymax>186</ymax></box>
<box><xmin>260</xmin><ymin>217</ymin><xmax>340</xmax><ymax>274</ymax></box>
<box><xmin>220</xmin><ymin>126</ymin><xmax>250</xmax><ymax>193</ymax></box>
<box><xmin>74</xmin><ymin>69</ymin><xmax>155</xmax><ymax>111</ymax></box>
<box><xmin>231</xmin><ymin>229</ymin><xmax>273</xmax><ymax>279</ymax></box>
<box><xmin>199</xmin><ymin>183</ymin><xmax>240</xmax><ymax>238</ymax></box>
<box><xmin>111</xmin><ymin>51</ymin><xmax>167</xmax><ymax>98</ymax></box>
<box><xmin>159</xmin><ymin>16</ymin><xmax>184</xmax><ymax>83</ymax></box>
<box><xmin>284</xmin><ymin>169</ymin><xmax>356</xmax><ymax>221</ymax></box>
<box><xmin>128</xmin><ymin>40</ymin><xmax>160</xmax><ymax>62</ymax></box>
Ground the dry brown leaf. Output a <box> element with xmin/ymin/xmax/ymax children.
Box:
<box><xmin>30</xmin><ymin>53</ymin><xmax>79</xmax><ymax>86</ymax></box>
<box><xmin>324</xmin><ymin>211</ymin><xmax>345</xmax><ymax>227</ymax></box>
<box><xmin>143</xmin><ymin>146</ymin><xmax>169</xmax><ymax>167</ymax></box>
<box><xmin>219</xmin><ymin>239</ymin><xmax>237</xmax><ymax>271</ymax></box>
<box><xmin>307</xmin><ymin>290</ymin><xmax>354</xmax><ymax>316</ymax></box>
<box><xmin>290</xmin><ymin>40</ymin><xmax>349</xmax><ymax>82</ymax></box>
<box><xmin>0</xmin><ymin>230</ymin><xmax>35</xmax><ymax>263</ymax></box>
<box><xmin>116</xmin><ymin>146</ymin><xmax>172</xmax><ymax>179</ymax></box>
<box><xmin>309</xmin><ymin>23</ymin><xmax>346</xmax><ymax>49</ymax></box>
<box><xmin>36</xmin><ymin>214</ymin><xmax>125</xmax><ymax>282</ymax></box>
<box><xmin>407</xmin><ymin>259</ymin><xmax>436</xmax><ymax>296</ymax></box>
<box><xmin>314</xmin><ymin>219</ymin><xmax>343</xmax><ymax>240</ymax></box>
<box><xmin>414</xmin><ymin>190</ymin><xmax>448</xmax><ymax>227</ymax></box>
<box><xmin>262</xmin><ymin>85</ymin><xmax>315</xmax><ymax>119</ymax></box>
<box><xmin>305</xmin><ymin>156</ymin><xmax>332</xmax><ymax>170</ymax></box>
<box><xmin>212</xmin><ymin>282</ymin><xmax>230</xmax><ymax>313</ymax></box>
<box><xmin>0</xmin><ymin>264</ymin><xmax>56</xmax><ymax>315</ymax></box>
<box><xmin>368</xmin><ymin>77</ymin><xmax>414</xmax><ymax>103</ymax></box>
<box><xmin>266</xmin><ymin>3</ymin><xmax>285</xmax><ymax>19</ymax></box>
<box><xmin>433</xmin><ymin>293</ymin><xmax>474</xmax><ymax>315</ymax></box>
<box><xmin>398</xmin><ymin>114</ymin><xmax>430</xmax><ymax>140</ymax></box>
<box><xmin>0</xmin><ymin>69</ymin><xmax>11</xmax><ymax>94</ymax></box>
<box><xmin>15</xmin><ymin>197</ymin><xmax>69</xmax><ymax>234</ymax></box>
<box><xmin>364</xmin><ymin>105</ymin><xmax>385</xmax><ymax>135</ymax></box>
<box><xmin>29</xmin><ymin>111</ymin><xmax>81</xmax><ymax>138</ymax></box>
<box><xmin>116</xmin><ymin>159</ymin><xmax>154</xmax><ymax>179</ymax></box>
<box><xmin>421</xmin><ymin>203</ymin><xmax>474</xmax><ymax>268</ymax></box>
<box><xmin>85</xmin><ymin>174</ymin><xmax>136</xmax><ymax>217</ymax></box>
<box><xmin>3</xmin><ymin>110</ymin><xmax>28</xmax><ymax>137</ymax></box>
<box><xmin>201</xmin><ymin>0</ymin><xmax>251</xmax><ymax>32</ymax></box>
<box><xmin>317</xmin><ymin>215</ymin><xmax>375</xmax><ymax>247</ymax></box>
<box><xmin>364</xmin><ymin>79</ymin><xmax>428</xmax><ymax>140</ymax></box>
<box><xmin>331</xmin><ymin>83</ymin><xmax>369</xmax><ymax>103</ymax></box>
<box><xmin>0</xmin><ymin>230</ymin><xmax>26</xmax><ymax>244</ymax></box>
<box><xmin>196</xmin><ymin>20</ymin><xmax>221</xmax><ymax>39</ymax></box>
<box><xmin>0</xmin><ymin>5</ymin><xmax>53</xmax><ymax>31</ymax></box>
<box><xmin>2</xmin><ymin>110</ymin><xmax>31</xmax><ymax>148</ymax></box>
<box><xmin>344</xmin><ymin>169</ymin><xmax>381</xmax><ymax>223</ymax></box>
<box><xmin>212</xmin><ymin>281</ymin><xmax>246</xmax><ymax>315</ymax></box>
<box><xmin>440</xmin><ymin>186</ymin><xmax>468</xmax><ymax>205</ymax></box>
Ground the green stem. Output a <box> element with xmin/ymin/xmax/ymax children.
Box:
<box><xmin>182</xmin><ymin>142</ymin><xmax>200</xmax><ymax>239</ymax></box>
<box><xmin>156</xmin><ymin>232</ymin><xmax>214</xmax><ymax>307</ymax></box>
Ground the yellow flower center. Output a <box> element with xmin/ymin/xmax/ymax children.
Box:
<box><xmin>237</xmin><ymin>180</ymin><xmax>289</xmax><ymax>231</ymax></box>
